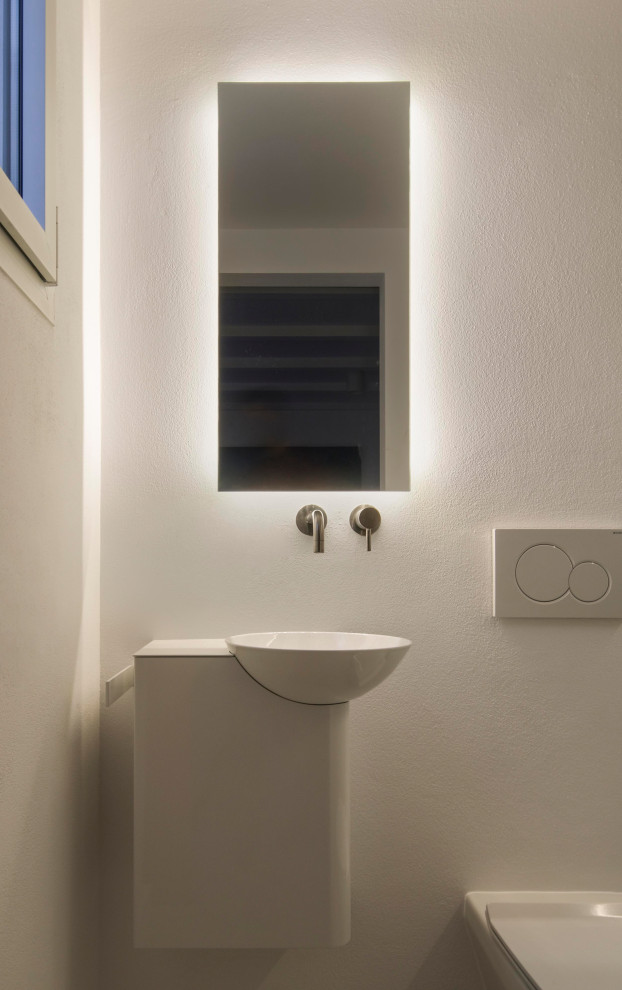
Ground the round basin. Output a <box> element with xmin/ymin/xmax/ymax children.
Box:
<box><xmin>225</xmin><ymin>631</ymin><xmax>411</xmax><ymax>705</ymax></box>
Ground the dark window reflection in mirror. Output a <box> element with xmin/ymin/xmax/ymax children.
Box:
<box><xmin>219</xmin><ymin>276</ymin><xmax>382</xmax><ymax>491</ymax></box>
<box><xmin>218</xmin><ymin>82</ymin><xmax>410</xmax><ymax>491</ymax></box>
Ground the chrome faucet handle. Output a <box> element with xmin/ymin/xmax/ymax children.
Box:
<box><xmin>296</xmin><ymin>504</ymin><xmax>328</xmax><ymax>553</ymax></box>
<box><xmin>350</xmin><ymin>504</ymin><xmax>381</xmax><ymax>551</ymax></box>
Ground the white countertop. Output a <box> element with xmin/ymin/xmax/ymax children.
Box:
<box><xmin>134</xmin><ymin>639</ymin><xmax>231</xmax><ymax>657</ymax></box>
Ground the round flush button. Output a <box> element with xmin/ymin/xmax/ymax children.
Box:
<box><xmin>568</xmin><ymin>561</ymin><xmax>610</xmax><ymax>602</ymax></box>
<box><xmin>515</xmin><ymin>544</ymin><xmax>573</xmax><ymax>602</ymax></box>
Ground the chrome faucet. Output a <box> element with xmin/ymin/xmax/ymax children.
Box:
<box><xmin>296</xmin><ymin>504</ymin><xmax>328</xmax><ymax>553</ymax></box>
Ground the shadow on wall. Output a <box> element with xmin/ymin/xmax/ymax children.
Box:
<box><xmin>131</xmin><ymin>949</ymin><xmax>284</xmax><ymax>988</ymax></box>
<box><xmin>407</xmin><ymin>906</ymin><xmax>481</xmax><ymax>990</ymax></box>
<box><xmin>68</xmin><ymin>653</ymin><xmax>100</xmax><ymax>990</ymax></box>
<box><xmin>0</xmin><ymin>656</ymin><xmax>99</xmax><ymax>990</ymax></box>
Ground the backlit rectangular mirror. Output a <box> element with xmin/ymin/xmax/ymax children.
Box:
<box><xmin>218</xmin><ymin>82</ymin><xmax>410</xmax><ymax>491</ymax></box>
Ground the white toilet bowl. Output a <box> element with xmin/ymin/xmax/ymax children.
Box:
<box><xmin>464</xmin><ymin>890</ymin><xmax>622</xmax><ymax>990</ymax></box>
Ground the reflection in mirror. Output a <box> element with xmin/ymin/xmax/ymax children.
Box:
<box><xmin>218</xmin><ymin>82</ymin><xmax>410</xmax><ymax>491</ymax></box>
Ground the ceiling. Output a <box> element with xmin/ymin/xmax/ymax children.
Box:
<box><xmin>218</xmin><ymin>82</ymin><xmax>410</xmax><ymax>230</ymax></box>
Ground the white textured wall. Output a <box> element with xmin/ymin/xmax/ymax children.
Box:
<box><xmin>0</xmin><ymin>1</ymin><xmax>100</xmax><ymax>988</ymax></box>
<box><xmin>101</xmin><ymin>1</ymin><xmax>622</xmax><ymax>988</ymax></box>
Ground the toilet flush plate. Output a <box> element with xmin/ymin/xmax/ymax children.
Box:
<box><xmin>493</xmin><ymin>529</ymin><xmax>622</xmax><ymax>618</ymax></box>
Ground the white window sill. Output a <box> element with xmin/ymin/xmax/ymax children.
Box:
<box><xmin>0</xmin><ymin>224</ymin><xmax>55</xmax><ymax>322</ymax></box>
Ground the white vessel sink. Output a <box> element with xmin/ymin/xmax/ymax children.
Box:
<box><xmin>225</xmin><ymin>631</ymin><xmax>411</xmax><ymax>705</ymax></box>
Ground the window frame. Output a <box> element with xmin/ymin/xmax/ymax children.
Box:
<box><xmin>0</xmin><ymin>0</ymin><xmax>55</xmax><ymax>313</ymax></box>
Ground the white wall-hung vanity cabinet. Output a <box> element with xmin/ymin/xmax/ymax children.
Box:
<box><xmin>132</xmin><ymin>639</ymin><xmax>350</xmax><ymax>948</ymax></box>
<box><xmin>105</xmin><ymin>634</ymin><xmax>410</xmax><ymax>948</ymax></box>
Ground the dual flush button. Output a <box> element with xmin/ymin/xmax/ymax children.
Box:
<box><xmin>493</xmin><ymin>530</ymin><xmax>622</xmax><ymax>618</ymax></box>
<box><xmin>515</xmin><ymin>545</ymin><xmax>610</xmax><ymax>604</ymax></box>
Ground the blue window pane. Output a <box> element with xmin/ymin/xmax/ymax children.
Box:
<box><xmin>0</xmin><ymin>0</ymin><xmax>22</xmax><ymax>188</ymax></box>
<box><xmin>0</xmin><ymin>0</ymin><xmax>45</xmax><ymax>228</ymax></box>
<box><xmin>21</xmin><ymin>0</ymin><xmax>45</xmax><ymax>226</ymax></box>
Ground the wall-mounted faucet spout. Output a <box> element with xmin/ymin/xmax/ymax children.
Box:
<box><xmin>296</xmin><ymin>505</ymin><xmax>328</xmax><ymax>553</ymax></box>
<box><xmin>311</xmin><ymin>508</ymin><xmax>325</xmax><ymax>553</ymax></box>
